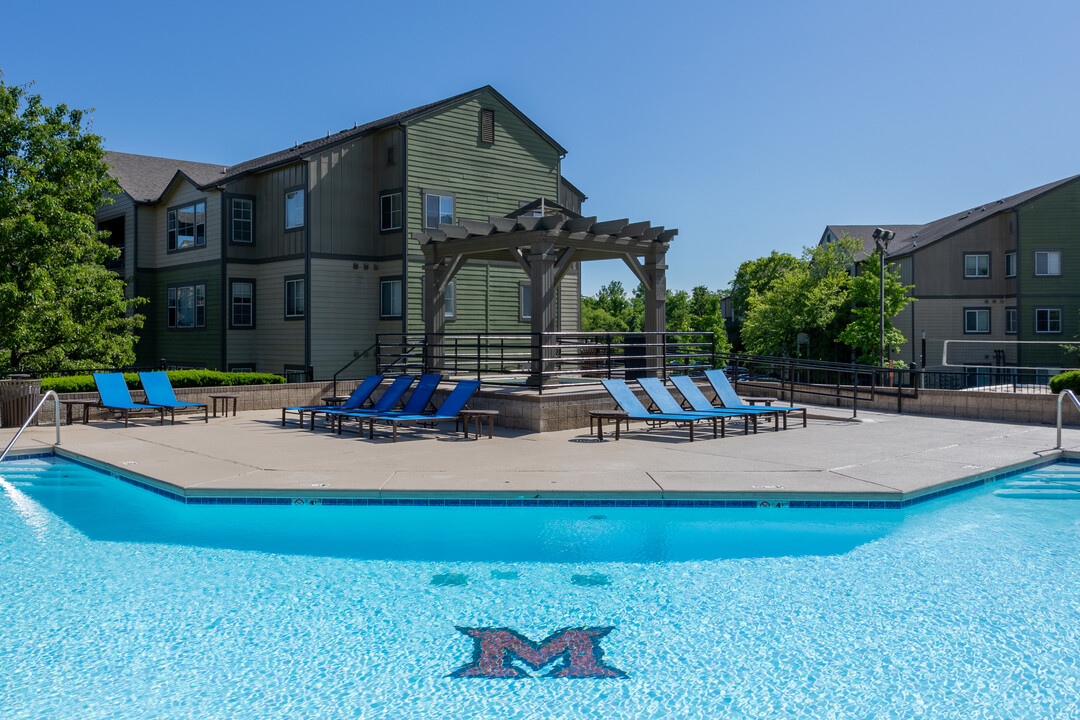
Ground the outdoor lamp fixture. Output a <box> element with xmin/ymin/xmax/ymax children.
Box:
<box><xmin>872</xmin><ymin>228</ymin><xmax>896</xmax><ymax>367</ymax></box>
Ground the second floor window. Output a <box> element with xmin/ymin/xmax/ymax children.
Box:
<box><xmin>285</xmin><ymin>277</ymin><xmax>305</xmax><ymax>318</ymax></box>
<box><xmin>1035</xmin><ymin>307</ymin><xmax>1062</xmax><ymax>333</ymax></box>
<box><xmin>380</xmin><ymin>191</ymin><xmax>402</xmax><ymax>231</ymax></box>
<box><xmin>285</xmin><ymin>189</ymin><xmax>305</xmax><ymax>230</ymax></box>
<box><xmin>232</xmin><ymin>198</ymin><xmax>254</xmax><ymax>243</ymax></box>
<box><xmin>167</xmin><ymin>201</ymin><xmax>206</xmax><ymax>251</ymax></box>
<box><xmin>964</xmin><ymin>253</ymin><xmax>989</xmax><ymax>278</ymax></box>
<box><xmin>168</xmin><ymin>283</ymin><xmax>205</xmax><ymax>328</ymax></box>
<box><xmin>231</xmin><ymin>280</ymin><xmax>254</xmax><ymax>327</ymax></box>
<box><xmin>380</xmin><ymin>278</ymin><xmax>402</xmax><ymax>318</ymax></box>
<box><xmin>424</xmin><ymin>192</ymin><xmax>454</xmax><ymax>229</ymax></box>
<box><xmin>964</xmin><ymin>308</ymin><xmax>989</xmax><ymax>334</ymax></box>
<box><xmin>1035</xmin><ymin>250</ymin><xmax>1062</xmax><ymax>276</ymax></box>
<box><xmin>1005</xmin><ymin>252</ymin><xmax>1017</xmax><ymax>278</ymax></box>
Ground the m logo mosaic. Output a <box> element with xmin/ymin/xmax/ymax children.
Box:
<box><xmin>449</xmin><ymin>626</ymin><xmax>627</xmax><ymax>679</ymax></box>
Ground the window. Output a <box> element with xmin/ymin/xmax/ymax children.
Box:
<box><xmin>284</xmin><ymin>277</ymin><xmax>305</xmax><ymax>318</ymax></box>
<box><xmin>480</xmin><ymin>108</ymin><xmax>495</xmax><ymax>143</ymax></box>
<box><xmin>423</xmin><ymin>191</ymin><xmax>454</xmax><ymax>229</ymax></box>
<box><xmin>964</xmin><ymin>253</ymin><xmax>989</xmax><ymax>278</ymax></box>
<box><xmin>1035</xmin><ymin>250</ymin><xmax>1062</xmax><ymax>276</ymax></box>
<box><xmin>964</xmin><ymin>308</ymin><xmax>989</xmax><ymax>334</ymax></box>
<box><xmin>167</xmin><ymin>201</ymin><xmax>206</xmax><ymax>251</ymax></box>
<box><xmin>285</xmin><ymin>188</ymin><xmax>305</xmax><ymax>230</ymax></box>
<box><xmin>380</xmin><ymin>191</ymin><xmax>402</xmax><ymax>231</ymax></box>
<box><xmin>444</xmin><ymin>280</ymin><xmax>456</xmax><ymax>319</ymax></box>
<box><xmin>167</xmin><ymin>283</ymin><xmax>206</xmax><ymax>329</ymax></box>
<box><xmin>1035</xmin><ymin>307</ymin><xmax>1062</xmax><ymax>334</ymax></box>
<box><xmin>519</xmin><ymin>282</ymin><xmax>531</xmax><ymax>321</ymax></box>
<box><xmin>1005</xmin><ymin>307</ymin><xmax>1017</xmax><ymax>334</ymax></box>
<box><xmin>229</xmin><ymin>365</ymin><xmax>254</xmax><ymax>373</ymax></box>
<box><xmin>1005</xmin><ymin>252</ymin><xmax>1017</xmax><ymax>278</ymax></box>
<box><xmin>284</xmin><ymin>365</ymin><xmax>309</xmax><ymax>383</ymax></box>
<box><xmin>230</xmin><ymin>280</ymin><xmax>254</xmax><ymax>328</ymax></box>
<box><xmin>231</xmin><ymin>197</ymin><xmax>254</xmax><ymax>244</ymax></box>
<box><xmin>380</xmin><ymin>277</ymin><xmax>402</xmax><ymax>318</ymax></box>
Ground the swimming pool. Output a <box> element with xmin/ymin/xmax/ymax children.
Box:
<box><xmin>2</xmin><ymin>455</ymin><xmax>1079</xmax><ymax>718</ymax></box>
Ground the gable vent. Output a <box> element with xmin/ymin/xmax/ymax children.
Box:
<box><xmin>480</xmin><ymin>108</ymin><xmax>495</xmax><ymax>144</ymax></box>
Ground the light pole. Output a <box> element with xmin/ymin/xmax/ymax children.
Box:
<box><xmin>872</xmin><ymin>227</ymin><xmax>896</xmax><ymax>367</ymax></box>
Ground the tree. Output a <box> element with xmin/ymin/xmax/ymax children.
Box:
<box><xmin>0</xmin><ymin>78</ymin><xmax>143</xmax><ymax>373</ymax></box>
<box><xmin>740</xmin><ymin>236</ymin><xmax>861</xmax><ymax>359</ymax></box>
<box><xmin>838</xmin><ymin>250</ymin><xmax>916</xmax><ymax>366</ymax></box>
<box><xmin>581</xmin><ymin>281</ymin><xmax>730</xmax><ymax>353</ymax></box>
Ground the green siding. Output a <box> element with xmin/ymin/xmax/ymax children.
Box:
<box><xmin>405</xmin><ymin>91</ymin><xmax>561</xmax><ymax>331</ymax></box>
<box><xmin>134</xmin><ymin>267</ymin><xmax>222</xmax><ymax>369</ymax></box>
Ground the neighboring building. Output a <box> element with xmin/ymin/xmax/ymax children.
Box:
<box><xmin>97</xmin><ymin>86</ymin><xmax>585</xmax><ymax>379</ymax></box>
<box><xmin>821</xmin><ymin>173</ymin><xmax>1080</xmax><ymax>374</ymax></box>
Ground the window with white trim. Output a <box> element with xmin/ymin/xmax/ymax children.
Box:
<box><xmin>231</xmin><ymin>198</ymin><xmax>254</xmax><ymax>243</ymax></box>
<box><xmin>231</xmin><ymin>280</ymin><xmax>254</xmax><ymax>327</ymax></box>
<box><xmin>167</xmin><ymin>201</ymin><xmax>206</xmax><ymax>251</ymax></box>
<box><xmin>380</xmin><ymin>191</ymin><xmax>402</xmax><ymax>231</ymax></box>
<box><xmin>1005</xmin><ymin>251</ymin><xmax>1016</xmax><ymax>278</ymax></box>
<box><xmin>167</xmin><ymin>283</ymin><xmax>206</xmax><ymax>328</ymax></box>
<box><xmin>284</xmin><ymin>277</ymin><xmax>305</xmax><ymax>318</ymax></box>
<box><xmin>423</xmin><ymin>191</ymin><xmax>454</xmax><ymax>229</ymax></box>
<box><xmin>1035</xmin><ymin>307</ymin><xmax>1062</xmax><ymax>333</ymax></box>
<box><xmin>964</xmin><ymin>308</ymin><xmax>989</xmax><ymax>334</ymax></box>
<box><xmin>1035</xmin><ymin>250</ymin><xmax>1062</xmax><ymax>276</ymax></box>
<box><xmin>1005</xmin><ymin>307</ymin><xmax>1017</xmax><ymax>334</ymax></box>
<box><xmin>380</xmin><ymin>277</ymin><xmax>402</xmax><ymax>318</ymax></box>
<box><xmin>964</xmin><ymin>253</ymin><xmax>989</xmax><ymax>278</ymax></box>
<box><xmin>285</xmin><ymin>189</ymin><xmax>305</xmax><ymax>230</ymax></box>
<box><xmin>443</xmin><ymin>280</ymin><xmax>456</xmax><ymax>319</ymax></box>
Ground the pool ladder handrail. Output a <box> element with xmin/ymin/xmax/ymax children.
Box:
<box><xmin>0</xmin><ymin>390</ymin><xmax>61</xmax><ymax>463</ymax></box>
<box><xmin>1057</xmin><ymin>389</ymin><xmax>1080</xmax><ymax>450</ymax></box>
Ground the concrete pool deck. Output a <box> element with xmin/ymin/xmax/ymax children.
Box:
<box><xmin>8</xmin><ymin>402</ymin><xmax>1080</xmax><ymax>502</ymax></box>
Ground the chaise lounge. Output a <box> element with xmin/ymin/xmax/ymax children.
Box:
<box><xmin>600</xmin><ymin>378</ymin><xmax>725</xmax><ymax>442</ymax></box>
<box><xmin>636</xmin><ymin>377</ymin><xmax>759</xmax><ymax>435</ymax></box>
<box><xmin>92</xmin><ymin>372</ymin><xmax>165</xmax><ymax>427</ymax></box>
<box><xmin>361</xmin><ymin>380</ymin><xmax>481</xmax><ymax>442</ymax></box>
<box><xmin>668</xmin><ymin>375</ymin><xmax>781</xmax><ymax>432</ymax></box>
<box><xmin>138</xmin><ymin>372</ymin><xmax>208</xmax><ymax>424</ymax></box>
<box><xmin>281</xmin><ymin>375</ymin><xmax>383</xmax><ymax>429</ymax></box>
<box><xmin>332</xmin><ymin>374</ymin><xmax>442</xmax><ymax>435</ymax></box>
<box><xmin>703</xmin><ymin>368</ymin><xmax>806</xmax><ymax>429</ymax></box>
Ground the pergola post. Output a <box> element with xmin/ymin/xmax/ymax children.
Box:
<box><xmin>529</xmin><ymin>239</ymin><xmax>558</xmax><ymax>386</ymax></box>
<box><xmin>643</xmin><ymin>247</ymin><xmax>668</xmax><ymax>376</ymax></box>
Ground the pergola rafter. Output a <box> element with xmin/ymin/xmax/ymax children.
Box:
<box><xmin>416</xmin><ymin>198</ymin><xmax>677</xmax><ymax>383</ymax></box>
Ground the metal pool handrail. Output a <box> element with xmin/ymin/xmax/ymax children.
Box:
<box><xmin>1057</xmin><ymin>389</ymin><xmax>1080</xmax><ymax>450</ymax></box>
<box><xmin>0</xmin><ymin>390</ymin><xmax>61</xmax><ymax>463</ymax></box>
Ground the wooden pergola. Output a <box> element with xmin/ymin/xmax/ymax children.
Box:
<box><xmin>415</xmin><ymin>199</ymin><xmax>678</xmax><ymax>382</ymax></box>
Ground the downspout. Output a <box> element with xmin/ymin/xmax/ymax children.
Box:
<box><xmin>304</xmin><ymin>162</ymin><xmax>312</xmax><ymax>374</ymax></box>
<box><xmin>398</xmin><ymin>122</ymin><xmax>408</xmax><ymax>336</ymax></box>
<box><xmin>219</xmin><ymin>189</ymin><xmax>228</xmax><ymax>371</ymax></box>
<box><xmin>1014</xmin><ymin>210</ymin><xmax>1022</xmax><ymax>369</ymax></box>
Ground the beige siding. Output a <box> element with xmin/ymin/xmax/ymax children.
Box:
<box><xmin>909</xmin><ymin>214</ymin><xmax>1015</xmax><ymax>297</ymax></box>
<box><xmin>224</xmin><ymin>259</ymin><xmax>305</xmax><ymax>374</ymax></box>
<box><xmin>95</xmin><ymin>193</ymin><xmax>137</xmax><ymax>281</ymax></box>
<box><xmin>309</xmin><ymin>258</ymin><xmax>382</xmax><ymax>377</ymax></box>
<box><xmin>915</xmin><ymin>297</ymin><xmax>1018</xmax><ymax>369</ymax></box>
<box><xmin>142</xmin><ymin>181</ymin><xmax>221</xmax><ymax>270</ymax></box>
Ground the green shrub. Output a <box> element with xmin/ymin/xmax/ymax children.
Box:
<box><xmin>40</xmin><ymin>370</ymin><xmax>285</xmax><ymax>394</ymax></box>
<box><xmin>1050</xmin><ymin>370</ymin><xmax>1080</xmax><ymax>395</ymax></box>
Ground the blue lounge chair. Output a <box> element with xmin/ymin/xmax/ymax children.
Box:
<box><xmin>333</xmin><ymin>373</ymin><xmax>443</xmax><ymax>435</ymax></box>
<box><xmin>703</xmin><ymin>369</ymin><xmax>806</xmax><ymax>429</ymax></box>
<box><xmin>138</xmin><ymin>371</ymin><xmax>208</xmax><ymax>424</ymax></box>
<box><xmin>363</xmin><ymin>380</ymin><xmax>481</xmax><ymax>442</ymax></box>
<box><xmin>600</xmin><ymin>379</ymin><xmax>722</xmax><ymax>442</ymax></box>
<box><xmin>636</xmin><ymin>377</ymin><xmax>757</xmax><ymax>435</ymax></box>
<box><xmin>668</xmin><ymin>375</ymin><xmax>781</xmax><ymax>432</ymax></box>
<box><xmin>281</xmin><ymin>375</ymin><xmax>383</xmax><ymax>428</ymax></box>
<box><xmin>92</xmin><ymin>372</ymin><xmax>165</xmax><ymax>427</ymax></box>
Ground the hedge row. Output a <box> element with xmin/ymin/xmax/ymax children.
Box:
<box><xmin>40</xmin><ymin>370</ymin><xmax>286</xmax><ymax>394</ymax></box>
<box><xmin>1050</xmin><ymin>370</ymin><xmax>1080</xmax><ymax>395</ymax></box>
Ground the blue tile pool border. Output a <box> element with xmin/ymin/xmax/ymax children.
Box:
<box><xmin>3</xmin><ymin>448</ymin><xmax>1078</xmax><ymax>510</ymax></box>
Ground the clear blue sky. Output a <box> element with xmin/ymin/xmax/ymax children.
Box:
<box><xmin>5</xmin><ymin>0</ymin><xmax>1079</xmax><ymax>296</ymax></box>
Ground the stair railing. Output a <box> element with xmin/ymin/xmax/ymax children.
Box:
<box><xmin>1056</xmin><ymin>389</ymin><xmax>1080</xmax><ymax>450</ymax></box>
<box><xmin>1</xmin><ymin>390</ymin><xmax>61</xmax><ymax>463</ymax></box>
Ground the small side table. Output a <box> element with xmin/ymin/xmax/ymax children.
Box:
<box><xmin>60</xmin><ymin>399</ymin><xmax>99</xmax><ymax>425</ymax></box>
<box><xmin>209</xmin><ymin>393</ymin><xmax>240</xmax><ymax>418</ymax></box>
<box><xmin>743</xmin><ymin>396</ymin><xmax>775</xmax><ymax>407</ymax></box>
<box><xmin>456</xmin><ymin>409</ymin><xmax>499</xmax><ymax>439</ymax></box>
<box><xmin>321</xmin><ymin>396</ymin><xmax>349</xmax><ymax>406</ymax></box>
<box><xmin>589</xmin><ymin>410</ymin><xmax>628</xmax><ymax>441</ymax></box>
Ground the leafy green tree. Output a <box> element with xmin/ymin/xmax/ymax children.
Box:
<box><xmin>838</xmin><ymin>250</ymin><xmax>915</xmax><ymax>366</ymax></box>
<box><xmin>0</xmin><ymin>78</ymin><xmax>144</xmax><ymax>372</ymax></box>
<box><xmin>740</xmin><ymin>236</ymin><xmax>861</xmax><ymax>359</ymax></box>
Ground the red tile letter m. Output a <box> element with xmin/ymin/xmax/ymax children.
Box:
<box><xmin>449</xmin><ymin>626</ymin><xmax>627</xmax><ymax>679</ymax></box>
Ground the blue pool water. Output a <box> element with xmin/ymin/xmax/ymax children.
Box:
<box><xmin>2</xmin><ymin>456</ymin><xmax>1080</xmax><ymax>719</ymax></box>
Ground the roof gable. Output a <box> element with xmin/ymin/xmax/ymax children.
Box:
<box><xmin>104</xmin><ymin>151</ymin><xmax>224</xmax><ymax>203</ymax></box>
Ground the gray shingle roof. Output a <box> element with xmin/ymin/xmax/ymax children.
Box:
<box><xmin>823</xmin><ymin>174</ymin><xmax>1080</xmax><ymax>259</ymax></box>
<box><xmin>105</xmin><ymin>151</ymin><xmax>226</xmax><ymax>203</ymax></box>
<box><xmin>105</xmin><ymin>85</ymin><xmax>568</xmax><ymax>201</ymax></box>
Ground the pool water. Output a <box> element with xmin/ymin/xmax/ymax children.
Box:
<box><xmin>2</xmin><ymin>457</ymin><xmax>1079</xmax><ymax>719</ymax></box>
